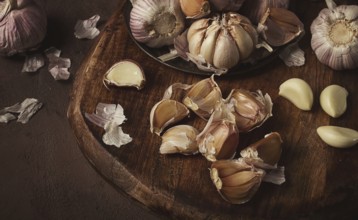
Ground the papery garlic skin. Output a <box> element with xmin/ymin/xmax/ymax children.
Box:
<box><xmin>0</xmin><ymin>0</ymin><xmax>47</xmax><ymax>56</ymax></box>
<box><xmin>160</xmin><ymin>125</ymin><xmax>199</xmax><ymax>155</ymax></box>
<box><xmin>320</xmin><ymin>85</ymin><xmax>348</xmax><ymax>118</ymax></box>
<box><xmin>311</xmin><ymin>2</ymin><xmax>358</xmax><ymax>70</ymax></box>
<box><xmin>180</xmin><ymin>0</ymin><xmax>210</xmax><ymax>19</ymax></box>
<box><xmin>186</xmin><ymin>12</ymin><xmax>258</xmax><ymax>73</ymax></box>
<box><xmin>210</xmin><ymin>160</ymin><xmax>265</xmax><ymax>204</ymax></box>
<box><xmin>130</xmin><ymin>0</ymin><xmax>185</xmax><ymax>48</ymax></box>
<box><xmin>225</xmin><ymin>89</ymin><xmax>273</xmax><ymax>132</ymax></box>
<box><xmin>317</xmin><ymin>126</ymin><xmax>358</xmax><ymax>148</ymax></box>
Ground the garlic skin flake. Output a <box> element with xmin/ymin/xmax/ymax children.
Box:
<box><xmin>279</xmin><ymin>78</ymin><xmax>313</xmax><ymax>111</ymax></box>
<box><xmin>311</xmin><ymin>1</ymin><xmax>358</xmax><ymax>70</ymax></box>
<box><xmin>45</xmin><ymin>47</ymin><xmax>71</xmax><ymax>80</ymax></box>
<box><xmin>0</xmin><ymin>113</ymin><xmax>16</xmax><ymax>123</ymax></box>
<box><xmin>22</xmin><ymin>54</ymin><xmax>45</xmax><ymax>73</ymax></box>
<box><xmin>210</xmin><ymin>0</ymin><xmax>246</xmax><ymax>12</ymax></box>
<box><xmin>130</xmin><ymin>0</ymin><xmax>185</xmax><ymax>48</ymax></box>
<box><xmin>0</xmin><ymin>0</ymin><xmax>47</xmax><ymax>56</ymax></box>
<box><xmin>102</xmin><ymin>121</ymin><xmax>133</xmax><ymax>148</ymax></box>
<box><xmin>85</xmin><ymin>103</ymin><xmax>126</xmax><ymax>128</ymax></box>
<box><xmin>317</xmin><ymin>126</ymin><xmax>358</xmax><ymax>148</ymax></box>
<box><xmin>0</xmin><ymin>98</ymin><xmax>43</xmax><ymax>124</ymax></box>
<box><xmin>160</xmin><ymin>125</ymin><xmax>199</xmax><ymax>155</ymax></box>
<box><xmin>74</xmin><ymin>15</ymin><xmax>100</xmax><ymax>40</ymax></box>
<box><xmin>320</xmin><ymin>85</ymin><xmax>348</xmax><ymax>118</ymax></box>
<box><xmin>103</xmin><ymin>60</ymin><xmax>146</xmax><ymax>90</ymax></box>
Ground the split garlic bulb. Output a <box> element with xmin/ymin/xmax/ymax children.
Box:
<box><xmin>0</xmin><ymin>0</ymin><xmax>47</xmax><ymax>56</ymax></box>
<box><xmin>311</xmin><ymin>0</ymin><xmax>358</xmax><ymax>70</ymax></box>
<box><xmin>187</xmin><ymin>12</ymin><xmax>258</xmax><ymax>73</ymax></box>
<box><xmin>130</xmin><ymin>0</ymin><xmax>185</xmax><ymax>48</ymax></box>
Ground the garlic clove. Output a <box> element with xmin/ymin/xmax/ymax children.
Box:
<box><xmin>213</xmin><ymin>28</ymin><xmax>240</xmax><ymax>70</ymax></box>
<box><xmin>225</xmin><ymin>89</ymin><xmax>273</xmax><ymax>132</ymax></box>
<box><xmin>180</xmin><ymin>0</ymin><xmax>210</xmax><ymax>19</ymax></box>
<box><xmin>320</xmin><ymin>85</ymin><xmax>348</xmax><ymax>118</ymax></box>
<box><xmin>258</xmin><ymin>8</ymin><xmax>304</xmax><ymax>47</ymax></box>
<box><xmin>199</xmin><ymin>21</ymin><xmax>221</xmax><ymax>65</ymax></box>
<box><xmin>103</xmin><ymin>60</ymin><xmax>145</xmax><ymax>90</ymax></box>
<box><xmin>279</xmin><ymin>78</ymin><xmax>314</xmax><ymax>111</ymax></box>
<box><xmin>160</xmin><ymin>125</ymin><xmax>199</xmax><ymax>155</ymax></box>
<box><xmin>197</xmin><ymin>110</ymin><xmax>239</xmax><ymax>161</ymax></box>
<box><xmin>310</xmin><ymin>2</ymin><xmax>358</xmax><ymax>70</ymax></box>
<box><xmin>150</xmin><ymin>99</ymin><xmax>190</xmax><ymax>136</ymax></box>
<box><xmin>317</xmin><ymin>126</ymin><xmax>358</xmax><ymax>148</ymax></box>
<box><xmin>182</xmin><ymin>75</ymin><xmax>223</xmax><ymax>120</ymax></box>
<box><xmin>130</xmin><ymin>0</ymin><xmax>185</xmax><ymax>48</ymax></box>
<box><xmin>210</xmin><ymin>160</ymin><xmax>265</xmax><ymax>204</ymax></box>
<box><xmin>240</xmin><ymin>132</ymin><xmax>283</xmax><ymax>167</ymax></box>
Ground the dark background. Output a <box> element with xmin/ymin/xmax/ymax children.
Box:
<box><xmin>0</xmin><ymin>0</ymin><xmax>159</xmax><ymax>219</ymax></box>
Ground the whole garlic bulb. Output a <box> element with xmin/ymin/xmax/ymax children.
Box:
<box><xmin>0</xmin><ymin>0</ymin><xmax>47</xmax><ymax>56</ymax></box>
<box><xmin>130</xmin><ymin>0</ymin><xmax>185</xmax><ymax>48</ymax></box>
<box><xmin>187</xmin><ymin>12</ymin><xmax>258</xmax><ymax>73</ymax></box>
<box><xmin>311</xmin><ymin>0</ymin><xmax>358</xmax><ymax>70</ymax></box>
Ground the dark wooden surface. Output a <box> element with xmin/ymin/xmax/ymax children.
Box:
<box><xmin>67</xmin><ymin>0</ymin><xmax>358</xmax><ymax>219</ymax></box>
<box><xmin>0</xmin><ymin>0</ymin><xmax>158</xmax><ymax>219</ymax></box>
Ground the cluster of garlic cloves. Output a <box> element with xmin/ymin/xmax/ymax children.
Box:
<box><xmin>311</xmin><ymin>0</ymin><xmax>358</xmax><ymax>70</ymax></box>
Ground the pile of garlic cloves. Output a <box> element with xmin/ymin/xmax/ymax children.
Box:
<box><xmin>129</xmin><ymin>0</ymin><xmax>305</xmax><ymax>74</ymax></box>
<box><xmin>149</xmin><ymin>76</ymin><xmax>285</xmax><ymax>204</ymax></box>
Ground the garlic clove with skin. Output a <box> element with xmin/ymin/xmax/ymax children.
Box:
<box><xmin>130</xmin><ymin>0</ymin><xmax>185</xmax><ymax>48</ymax></box>
<box><xmin>311</xmin><ymin>0</ymin><xmax>358</xmax><ymax>70</ymax></box>
<box><xmin>160</xmin><ymin>125</ymin><xmax>199</xmax><ymax>155</ymax></box>
<box><xmin>103</xmin><ymin>60</ymin><xmax>146</xmax><ymax>90</ymax></box>
<box><xmin>180</xmin><ymin>0</ymin><xmax>210</xmax><ymax>19</ymax></box>
<box><xmin>150</xmin><ymin>99</ymin><xmax>190</xmax><ymax>136</ymax></box>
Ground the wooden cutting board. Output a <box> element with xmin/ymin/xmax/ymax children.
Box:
<box><xmin>67</xmin><ymin>0</ymin><xmax>358</xmax><ymax>218</ymax></box>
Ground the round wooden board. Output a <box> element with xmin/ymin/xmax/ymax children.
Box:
<box><xmin>67</xmin><ymin>1</ymin><xmax>358</xmax><ymax>219</ymax></box>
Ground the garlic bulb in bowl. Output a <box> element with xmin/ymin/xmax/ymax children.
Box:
<box><xmin>0</xmin><ymin>0</ymin><xmax>47</xmax><ymax>56</ymax></box>
<box><xmin>187</xmin><ymin>12</ymin><xmax>258</xmax><ymax>74</ymax></box>
<box><xmin>130</xmin><ymin>0</ymin><xmax>185</xmax><ymax>48</ymax></box>
<box><xmin>311</xmin><ymin>0</ymin><xmax>358</xmax><ymax>70</ymax></box>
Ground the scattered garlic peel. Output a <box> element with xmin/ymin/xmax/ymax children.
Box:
<box><xmin>0</xmin><ymin>98</ymin><xmax>43</xmax><ymax>124</ymax></box>
<box><xmin>317</xmin><ymin>126</ymin><xmax>358</xmax><ymax>148</ymax></box>
<box><xmin>22</xmin><ymin>54</ymin><xmax>45</xmax><ymax>72</ymax></box>
<box><xmin>85</xmin><ymin>103</ymin><xmax>126</xmax><ymax>128</ymax></box>
<box><xmin>279</xmin><ymin>43</ymin><xmax>305</xmax><ymax>67</ymax></box>
<box><xmin>103</xmin><ymin>60</ymin><xmax>145</xmax><ymax>90</ymax></box>
<box><xmin>0</xmin><ymin>113</ymin><xmax>16</xmax><ymax>123</ymax></box>
<box><xmin>320</xmin><ymin>85</ymin><xmax>348</xmax><ymax>118</ymax></box>
<box><xmin>74</xmin><ymin>15</ymin><xmax>100</xmax><ymax>40</ymax></box>
<box><xmin>262</xmin><ymin>166</ymin><xmax>285</xmax><ymax>185</ymax></box>
<box><xmin>102</xmin><ymin>121</ymin><xmax>132</xmax><ymax>148</ymax></box>
<box><xmin>279</xmin><ymin>78</ymin><xmax>313</xmax><ymax>111</ymax></box>
<box><xmin>45</xmin><ymin>47</ymin><xmax>71</xmax><ymax>80</ymax></box>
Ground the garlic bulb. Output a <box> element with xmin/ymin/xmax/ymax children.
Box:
<box><xmin>187</xmin><ymin>12</ymin><xmax>258</xmax><ymax>73</ymax></box>
<box><xmin>0</xmin><ymin>0</ymin><xmax>47</xmax><ymax>56</ymax></box>
<box><xmin>210</xmin><ymin>0</ymin><xmax>246</xmax><ymax>12</ymax></box>
<box><xmin>130</xmin><ymin>0</ymin><xmax>185</xmax><ymax>48</ymax></box>
<box><xmin>311</xmin><ymin>0</ymin><xmax>358</xmax><ymax>70</ymax></box>
<box><xmin>239</xmin><ymin>0</ymin><xmax>290</xmax><ymax>24</ymax></box>
<box><xmin>180</xmin><ymin>0</ymin><xmax>210</xmax><ymax>19</ymax></box>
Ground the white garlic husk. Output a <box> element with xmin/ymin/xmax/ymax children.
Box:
<box><xmin>311</xmin><ymin>0</ymin><xmax>358</xmax><ymax>70</ymax></box>
<box><xmin>130</xmin><ymin>0</ymin><xmax>185</xmax><ymax>48</ymax></box>
<box><xmin>187</xmin><ymin>12</ymin><xmax>258</xmax><ymax>74</ymax></box>
<box><xmin>239</xmin><ymin>0</ymin><xmax>290</xmax><ymax>25</ymax></box>
<box><xmin>180</xmin><ymin>0</ymin><xmax>210</xmax><ymax>19</ymax></box>
<box><xmin>0</xmin><ymin>0</ymin><xmax>47</xmax><ymax>56</ymax></box>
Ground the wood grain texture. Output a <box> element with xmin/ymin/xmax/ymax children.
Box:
<box><xmin>67</xmin><ymin>0</ymin><xmax>358</xmax><ymax>219</ymax></box>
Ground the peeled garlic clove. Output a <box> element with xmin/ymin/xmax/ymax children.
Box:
<box><xmin>103</xmin><ymin>60</ymin><xmax>145</xmax><ymax>90</ymax></box>
<box><xmin>74</xmin><ymin>14</ymin><xmax>100</xmax><ymax>40</ymax></box>
<box><xmin>279</xmin><ymin>78</ymin><xmax>313</xmax><ymax>111</ymax></box>
<box><xmin>130</xmin><ymin>0</ymin><xmax>185</xmax><ymax>48</ymax></box>
<box><xmin>197</xmin><ymin>111</ymin><xmax>239</xmax><ymax>161</ymax></box>
<box><xmin>183</xmin><ymin>75</ymin><xmax>222</xmax><ymax>120</ymax></box>
<box><xmin>199</xmin><ymin>21</ymin><xmax>221</xmax><ymax>65</ymax></box>
<box><xmin>310</xmin><ymin>1</ymin><xmax>358</xmax><ymax>70</ymax></box>
<box><xmin>180</xmin><ymin>0</ymin><xmax>210</xmax><ymax>19</ymax></box>
<box><xmin>258</xmin><ymin>8</ymin><xmax>304</xmax><ymax>47</ymax></box>
<box><xmin>226</xmin><ymin>89</ymin><xmax>273</xmax><ymax>132</ymax></box>
<box><xmin>240</xmin><ymin>132</ymin><xmax>283</xmax><ymax>167</ymax></box>
<box><xmin>320</xmin><ymin>85</ymin><xmax>348</xmax><ymax>118</ymax></box>
<box><xmin>160</xmin><ymin>125</ymin><xmax>199</xmax><ymax>155</ymax></box>
<box><xmin>317</xmin><ymin>126</ymin><xmax>358</xmax><ymax>148</ymax></box>
<box><xmin>150</xmin><ymin>99</ymin><xmax>190</xmax><ymax>136</ymax></box>
<box><xmin>210</xmin><ymin>160</ymin><xmax>265</xmax><ymax>204</ymax></box>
